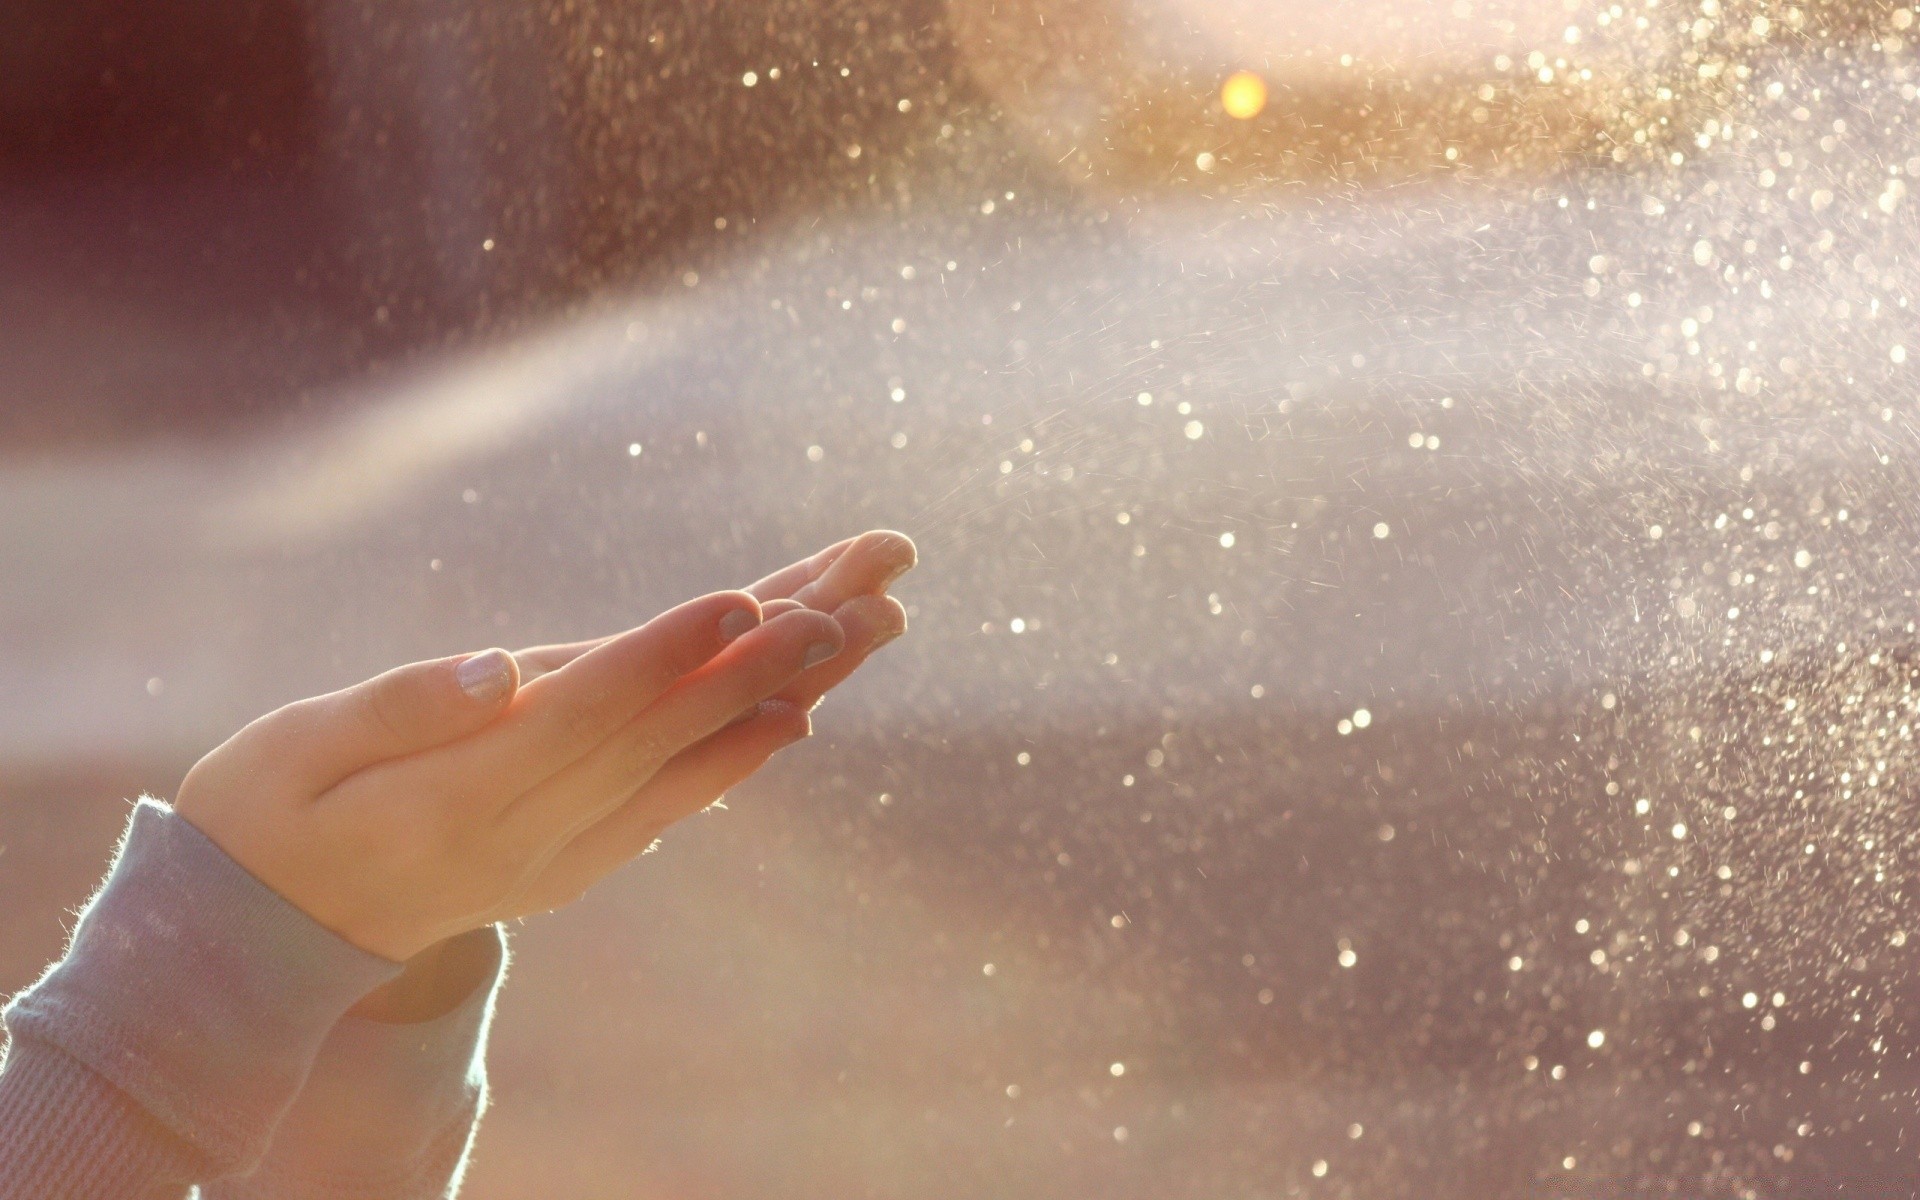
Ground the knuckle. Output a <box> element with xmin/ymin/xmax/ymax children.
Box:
<box><xmin>360</xmin><ymin>679</ymin><xmax>412</xmax><ymax>745</ymax></box>
<box><xmin>616</xmin><ymin>727</ymin><xmax>673</xmax><ymax>780</ymax></box>
<box><xmin>556</xmin><ymin>686</ymin><xmax>614</xmax><ymax>749</ymax></box>
<box><xmin>662</xmin><ymin>619</ymin><xmax>721</xmax><ymax>678</ymax></box>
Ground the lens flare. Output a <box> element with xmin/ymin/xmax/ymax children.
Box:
<box><xmin>1221</xmin><ymin>70</ymin><xmax>1268</xmax><ymax>120</ymax></box>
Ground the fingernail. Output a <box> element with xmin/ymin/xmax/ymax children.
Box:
<box><xmin>872</xmin><ymin>623</ymin><xmax>906</xmax><ymax>649</ymax></box>
<box><xmin>718</xmin><ymin>608</ymin><xmax>760</xmax><ymax>643</ymax></box>
<box><xmin>803</xmin><ymin>640</ymin><xmax>841</xmax><ymax>669</ymax></box>
<box><xmin>456</xmin><ymin>648</ymin><xmax>514</xmax><ymax>703</ymax></box>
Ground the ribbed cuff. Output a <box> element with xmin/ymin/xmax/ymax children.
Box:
<box><xmin>3</xmin><ymin>800</ymin><xmax>403</xmax><ymax>1176</ymax></box>
<box><xmin>215</xmin><ymin>926</ymin><xmax>508</xmax><ymax>1200</ymax></box>
<box><xmin>0</xmin><ymin>1033</ymin><xmax>204</xmax><ymax>1195</ymax></box>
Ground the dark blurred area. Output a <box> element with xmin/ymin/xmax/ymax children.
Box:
<box><xmin>0</xmin><ymin>0</ymin><xmax>949</xmax><ymax>448</ymax></box>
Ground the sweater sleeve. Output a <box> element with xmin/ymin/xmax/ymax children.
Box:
<box><xmin>0</xmin><ymin>800</ymin><xmax>405</xmax><ymax>1197</ymax></box>
<box><xmin>203</xmin><ymin>926</ymin><xmax>508</xmax><ymax>1200</ymax></box>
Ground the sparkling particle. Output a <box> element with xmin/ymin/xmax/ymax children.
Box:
<box><xmin>1373</xmin><ymin>522</ymin><xmax>1391</xmax><ymax>539</ymax></box>
<box><xmin>742</xmin><ymin>71</ymin><xmax>759</xmax><ymax>87</ymax></box>
<box><xmin>1219</xmin><ymin>532</ymin><xmax>1236</xmax><ymax>548</ymax></box>
<box><xmin>1588</xmin><ymin>1030</ymin><xmax>1606</xmax><ymax>1048</ymax></box>
<box><xmin>627</xmin><ymin>442</ymin><xmax>642</xmax><ymax>457</ymax></box>
<box><xmin>1184</xmin><ymin>420</ymin><xmax>1205</xmax><ymax>439</ymax></box>
<box><xmin>1110</xmin><ymin>1062</ymin><xmax>1125</xmax><ymax>1077</ymax></box>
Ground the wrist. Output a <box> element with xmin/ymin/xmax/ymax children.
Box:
<box><xmin>347</xmin><ymin>927</ymin><xmax>500</xmax><ymax>1024</ymax></box>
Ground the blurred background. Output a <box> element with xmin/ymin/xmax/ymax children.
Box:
<box><xmin>7</xmin><ymin>0</ymin><xmax>1920</xmax><ymax>1194</ymax></box>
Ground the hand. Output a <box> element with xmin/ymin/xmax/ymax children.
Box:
<box><xmin>175</xmin><ymin>532</ymin><xmax>916</xmax><ymax>966</ymax></box>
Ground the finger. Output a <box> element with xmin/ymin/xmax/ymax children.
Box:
<box><xmin>502</xmin><ymin>608</ymin><xmax>841</xmax><ymax>841</ymax></box>
<box><xmin>270</xmin><ymin>649</ymin><xmax>520</xmax><ymax>793</ymax></box>
<box><xmin>774</xmin><ymin>593</ymin><xmax>907</xmax><ymax>711</ymax></box>
<box><xmin>746</xmin><ymin>536</ymin><xmax>859</xmax><ymax>602</ymax></box>
<box><xmin>789</xmin><ymin>530</ymin><xmax>917</xmax><ymax>612</ymax></box>
<box><xmin>759</xmin><ymin>598</ymin><xmax>806</xmax><ymax>619</ymax></box>
<box><xmin>513</xmin><ymin>637</ymin><xmax>611</xmax><ymax>683</ymax></box>
<box><xmin>523</xmin><ymin>701</ymin><xmax>811</xmax><ymax>906</ymax></box>
<box><xmin>465</xmin><ymin>591</ymin><xmax>763</xmax><ymax>801</ymax></box>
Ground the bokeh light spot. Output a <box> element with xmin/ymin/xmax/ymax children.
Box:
<box><xmin>1221</xmin><ymin>70</ymin><xmax>1268</xmax><ymax>120</ymax></box>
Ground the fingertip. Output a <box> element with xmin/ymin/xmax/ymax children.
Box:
<box><xmin>866</xmin><ymin>529</ymin><xmax>919</xmax><ymax>579</ymax></box>
<box><xmin>703</xmin><ymin>589</ymin><xmax>765</xmax><ymax>644</ymax></box>
<box><xmin>765</xmin><ymin>605</ymin><xmax>846</xmax><ymax>644</ymax></box>
<box><xmin>831</xmin><ymin>593</ymin><xmax>909</xmax><ymax>649</ymax></box>
<box><xmin>792</xmin><ymin>530</ymin><xmax>919</xmax><ymax>610</ymax></box>
<box><xmin>455</xmin><ymin>648</ymin><xmax>519</xmax><ymax>706</ymax></box>
<box><xmin>847</xmin><ymin>529</ymin><xmax>918</xmax><ymax>589</ymax></box>
<box><xmin>756</xmin><ymin>698</ymin><xmax>813</xmax><ymax>742</ymax></box>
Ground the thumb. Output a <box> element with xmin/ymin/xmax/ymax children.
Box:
<box><xmin>278</xmin><ymin>649</ymin><xmax>520</xmax><ymax>792</ymax></box>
